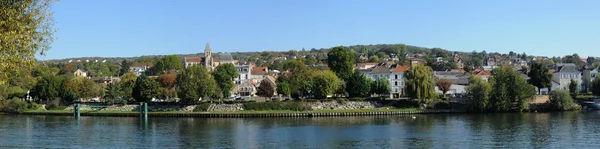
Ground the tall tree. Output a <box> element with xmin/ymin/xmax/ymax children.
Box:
<box><xmin>591</xmin><ymin>76</ymin><xmax>600</xmax><ymax>96</ymax></box>
<box><xmin>119</xmin><ymin>60</ymin><xmax>132</xmax><ymax>76</ymax></box>
<box><xmin>132</xmin><ymin>75</ymin><xmax>161</xmax><ymax>102</ymax></box>
<box><xmin>405</xmin><ymin>65</ymin><xmax>437</xmax><ymax>103</ymax></box>
<box><xmin>370</xmin><ymin>78</ymin><xmax>391</xmax><ymax>98</ymax></box>
<box><xmin>0</xmin><ymin>0</ymin><xmax>57</xmax><ymax>84</ymax></box>
<box><xmin>256</xmin><ymin>79</ymin><xmax>275</xmax><ymax>99</ymax></box>
<box><xmin>176</xmin><ymin>65</ymin><xmax>218</xmax><ymax>103</ymax></box>
<box><xmin>118</xmin><ymin>72</ymin><xmax>137</xmax><ymax>99</ymax></box>
<box><xmin>157</xmin><ymin>73</ymin><xmax>177</xmax><ymax>99</ymax></box>
<box><xmin>466</xmin><ymin>76</ymin><xmax>492</xmax><ymax>112</ymax></box>
<box><xmin>327</xmin><ymin>46</ymin><xmax>355</xmax><ymax>81</ymax></box>
<box><xmin>346</xmin><ymin>71</ymin><xmax>372</xmax><ymax>98</ymax></box>
<box><xmin>569</xmin><ymin>79</ymin><xmax>579</xmax><ymax>96</ymax></box>
<box><xmin>436</xmin><ymin>79</ymin><xmax>452</xmax><ymax>97</ymax></box>
<box><xmin>276</xmin><ymin>75</ymin><xmax>292</xmax><ymax>98</ymax></box>
<box><xmin>31</xmin><ymin>75</ymin><xmax>63</xmax><ymax>102</ymax></box>
<box><xmin>104</xmin><ymin>83</ymin><xmax>122</xmax><ymax>103</ymax></box>
<box><xmin>154</xmin><ymin>55</ymin><xmax>183</xmax><ymax>73</ymax></box>
<box><xmin>212</xmin><ymin>63</ymin><xmax>238</xmax><ymax>98</ymax></box>
<box><xmin>311</xmin><ymin>70</ymin><xmax>342</xmax><ymax>99</ymax></box>
<box><xmin>528</xmin><ymin>62</ymin><xmax>552</xmax><ymax>94</ymax></box>
<box><xmin>489</xmin><ymin>67</ymin><xmax>536</xmax><ymax>112</ymax></box>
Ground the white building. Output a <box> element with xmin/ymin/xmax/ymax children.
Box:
<box><xmin>551</xmin><ymin>63</ymin><xmax>583</xmax><ymax>91</ymax></box>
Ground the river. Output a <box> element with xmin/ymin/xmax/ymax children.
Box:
<box><xmin>1</xmin><ymin>111</ymin><xmax>599</xmax><ymax>148</ymax></box>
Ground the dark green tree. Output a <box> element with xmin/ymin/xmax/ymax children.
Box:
<box><xmin>549</xmin><ymin>89</ymin><xmax>578</xmax><ymax>111</ymax></box>
<box><xmin>346</xmin><ymin>71</ymin><xmax>372</xmax><ymax>98</ymax></box>
<box><xmin>154</xmin><ymin>55</ymin><xmax>183</xmax><ymax>73</ymax></box>
<box><xmin>132</xmin><ymin>75</ymin><xmax>161</xmax><ymax>103</ymax></box>
<box><xmin>489</xmin><ymin>67</ymin><xmax>536</xmax><ymax>112</ymax></box>
<box><xmin>466</xmin><ymin>76</ymin><xmax>492</xmax><ymax>112</ymax></box>
<box><xmin>276</xmin><ymin>76</ymin><xmax>292</xmax><ymax>98</ymax></box>
<box><xmin>176</xmin><ymin>65</ymin><xmax>218</xmax><ymax>103</ymax></box>
<box><xmin>212</xmin><ymin>63</ymin><xmax>238</xmax><ymax>98</ymax></box>
<box><xmin>370</xmin><ymin>78</ymin><xmax>391</xmax><ymax>98</ymax></box>
<box><xmin>104</xmin><ymin>83</ymin><xmax>122</xmax><ymax>103</ymax></box>
<box><xmin>31</xmin><ymin>75</ymin><xmax>63</xmax><ymax>102</ymax></box>
<box><xmin>528</xmin><ymin>62</ymin><xmax>552</xmax><ymax>94</ymax></box>
<box><xmin>591</xmin><ymin>76</ymin><xmax>600</xmax><ymax>96</ymax></box>
<box><xmin>569</xmin><ymin>79</ymin><xmax>579</xmax><ymax>96</ymax></box>
<box><xmin>119</xmin><ymin>60</ymin><xmax>132</xmax><ymax>76</ymax></box>
<box><xmin>327</xmin><ymin>46</ymin><xmax>355</xmax><ymax>81</ymax></box>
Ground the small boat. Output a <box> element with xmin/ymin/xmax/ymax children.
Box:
<box><xmin>582</xmin><ymin>99</ymin><xmax>600</xmax><ymax>110</ymax></box>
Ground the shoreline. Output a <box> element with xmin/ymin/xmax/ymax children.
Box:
<box><xmin>20</xmin><ymin>109</ymin><xmax>458</xmax><ymax>118</ymax></box>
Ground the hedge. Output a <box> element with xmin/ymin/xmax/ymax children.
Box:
<box><xmin>243</xmin><ymin>102</ymin><xmax>311</xmax><ymax>111</ymax></box>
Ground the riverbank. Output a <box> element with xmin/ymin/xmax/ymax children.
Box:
<box><xmin>22</xmin><ymin>108</ymin><xmax>459</xmax><ymax>117</ymax></box>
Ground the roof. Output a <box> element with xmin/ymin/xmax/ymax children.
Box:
<box><xmin>556</xmin><ymin>63</ymin><xmax>579</xmax><ymax>73</ymax></box>
<box><xmin>392</xmin><ymin>65</ymin><xmax>409</xmax><ymax>73</ymax></box>
<box><xmin>219</xmin><ymin>53</ymin><xmax>234</xmax><ymax>62</ymax></box>
<box><xmin>184</xmin><ymin>57</ymin><xmax>202</xmax><ymax>63</ymax></box>
<box><xmin>435</xmin><ymin>71</ymin><xmax>463</xmax><ymax>77</ymax></box>
<box><xmin>251</xmin><ymin>67</ymin><xmax>268</xmax><ymax>75</ymax></box>
<box><xmin>370</xmin><ymin>65</ymin><xmax>391</xmax><ymax>74</ymax></box>
<box><xmin>474</xmin><ymin>70</ymin><xmax>492</xmax><ymax>76</ymax></box>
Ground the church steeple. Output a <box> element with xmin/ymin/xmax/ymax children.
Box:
<box><xmin>204</xmin><ymin>42</ymin><xmax>213</xmax><ymax>71</ymax></box>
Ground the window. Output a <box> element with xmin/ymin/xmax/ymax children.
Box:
<box><xmin>395</xmin><ymin>81</ymin><xmax>398</xmax><ymax>86</ymax></box>
<box><xmin>395</xmin><ymin>75</ymin><xmax>398</xmax><ymax>79</ymax></box>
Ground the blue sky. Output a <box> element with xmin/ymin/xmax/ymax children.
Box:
<box><xmin>43</xmin><ymin>0</ymin><xmax>600</xmax><ymax>60</ymax></box>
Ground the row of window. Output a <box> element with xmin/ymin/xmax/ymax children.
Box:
<box><xmin>561</xmin><ymin>73</ymin><xmax>580</xmax><ymax>79</ymax></box>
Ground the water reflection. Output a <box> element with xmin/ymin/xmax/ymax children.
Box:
<box><xmin>0</xmin><ymin>112</ymin><xmax>599</xmax><ymax>148</ymax></box>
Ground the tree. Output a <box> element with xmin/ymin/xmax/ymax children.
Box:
<box><xmin>528</xmin><ymin>62</ymin><xmax>552</xmax><ymax>94</ymax></box>
<box><xmin>118</xmin><ymin>72</ymin><xmax>137</xmax><ymax>99</ymax></box>
<box><xmin>569</xmin><ymin>79</ymin><xmax>579</xmax><ymax>96</ymax></box>
<box><xmin>78</xmin><ymin>77</ymin><xmax>101</xmax><ymax>100</ymax></box>
<box><xmin>104</xmin><ymin>83</ymin><xmax>122</xmax><ymax>103</ymax></box>
<box><xmin>31</xmin><ymin>75</ymin><xmax>63</xmax><ymax>102</ymax></box>
<box><xmin>212</xmin><ymin>64</ymin><xmax>238</xmax><ymax>98</ymax></box>
<box><xmin>489</xmin><ymin>67</ymin><xmax>536</xmax><ymax>112</ymax></box>
<box><xmin>132</xmin><ymin>75</ymin><xmax>161</xmax><ymax>102</ymax></box>
<box><xmin>549</xmin><ymin>89</ymin><xmax>578</xmax><ymax>111</ymax></box>
<box><xmin>59</xmin><ymin>63</ymin><xmax>75</xmax><ymax>75</ymax></box>
<box><xmin>176</xmin><ymin>65</ymin><xmax>218</xmax><ymax>103</ymax></box>
<box><xmin>157</xmin><ymin>73</ymin><xmax>177</xmax><ymax>99</ymax></box>
<box><xmin>276</xmin><ymin>76</ymin><xmax>292</xmax><ymax>98</ymax></box>
<box><xmin>327</xmin><ymin>46</ymin><xmax>354</xmax><ymax>81</ymax></box>
<box><xmin>405</xmin><ymin>65</ymin><xmax>437</xmax><ymax>103</ymax></box>
<box><xmin>119</xmin><ymin>60</ymin><xmax>132</xmax><ymax>76</ymax></box>
<box><xmin>154</xmin><ymin>55</ymin><xmax>183</xmax><ymax>73</ymax></box>
<box><xmin>368</xmin><ymin>56</ymin><xmax>379</xmax><ymax>62</ymax></box>
<box><xmin>256</xmin><ymin>79</ymin><xmax>275</xmax><ymax>98</ymax></box>
<box><xmin>288</xmin><ymin>50</ymin><xmax>299</xmax><ymax>58</ymax></box>
<box><xmin>0</xmin><ymin>0</ymin><xmax>57</xmax><ymax>85</ymax></box>
<box><xmin>436</xmin><ymin>79</ymin><xmax>452</xmax><ymax>97</ymax></box>
<box><xmin>346</xmin><ymin>71</ymin><xmax>372</xmax><ymax>98</ymax></box>
<box><xmin>370</xmin><ymin>78</ymin><xmax>391</xmax><ymax>98</ymax></box>
<box><xmin>592</xmin><ymin>76</ymin><xmax>600</xmax><ymax>96</ymax></box>
<box><xmin>466</xmin><ymin>76</ymin><xmax>492</xmax><ymax>112</ymax></box>
<box><xmin>310</xmin><ymin>70</ymin><xmax>342</xmax><ymax>99</ymax></box>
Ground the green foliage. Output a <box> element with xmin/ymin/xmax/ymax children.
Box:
<box><xmin>104</xmin><ymin>83</ymin><xmax>122</xmax><ymax>103</ymax></box>
<box><xmin>549</xmin><ymin>89</ymin><xmax>579</xmax><ymax>111</ymax></box>
<box><xmin>311</xmin><ymin>70</ymin><xmax>342</xmax><ymax>99</ymax></box>
<box><xmin>193</xmin><ymin>103</ymin><xmax>212</xmax><ymax>112</ymax></box>
<box><xmin>489</xmin><ymin>67</ymin><xmax>536</xmax><ymax>112</ymax></box>
<box><xmin>31</xmin><ymin>75</ymin><xmax>63</xmax><ymax>101</ymax></box>
<box><xmin>119</xmin><ymin>60</ymin><xmax>132</xmax><ymax>76</ymax></box>
<box><xmin>0</xmin><ymin>0</ymin><xmax>57</xmax><ymax>84</ymax></box>
<box><xmin>569</xmin><ymin>79</ymin><xmax>579</xmax><ymax>96</ymax></box>
<box><xmin>154</xmin><ymin>55</ymin><xmax>183</xmax><ymax>73</ymax></box>
<box><xmin>405</xmin><ymin>65</ymin><xmax>437</xmax><ymax>103</ymax></box>
<box><xmin>327</xmin><ymin>46</ymin><xmax>355</xmax><ymax>81</ymax></box>
<box><xmin>176</xmin><ymin>65</ymin><xmax>218</xmax><ymax>103</ymax></box>
<box><xmin>119</xmin><ymin>72</ymin><xmax>137</xmax><ymax>98</ymax></box>
<box><xmin>242</xmin><ymin>102</ymin><xmax>310</xmax><ymax>111</ymax></box>
<box><xmin>466</xmin><ymin>76</ymin><xmax>492</xmax><ymax>112</ymax></box>
<box><xmin>212</xmin><ymin>63</ymin><xmax>238</xmax><ymax>98</ymax></box>
<box><xmin>346</xmin><ymin>71</ymin><xmax>372</xmax><ymax>98</ymax></box>
<box><xmin>370</xmin><ymin>78</ymin><xmax>391</xmax><ymax>98</ymax></box>
<box><xmin>0</xmin><ymin>98</ymin><xmax>29</xmax><ymax>113</ymax></box>
<box><xmin>592</xmin><ymin>76</ymin><xmax>600</xmax><ymax>96</ymax></box>
<box><xmin>256</xmin><ymin>79</ymin><xmax>275</xmax><ymax>98</ymax></box>
<box><xmin>276</xmin><ymin>76</ymin><xmax>291</xmax><ymax>96</ymax></box>
<box><xmin>528</xmin><ymin>62</ymin><xmax>552</xmax><ymax>93</ymax></box>
<box><xmin>132</xmin><ymin>75</ymin><xmax>161</xmax><ymax>102</ymax></box>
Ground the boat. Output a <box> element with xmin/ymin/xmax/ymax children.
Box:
<box><xmin>582</xmin><ymin>99</ymin><xmax>600</xmax><ymax>110</ymax></box>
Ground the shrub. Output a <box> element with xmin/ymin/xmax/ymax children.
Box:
<box><xmin>349</xmin><ymin>97</ymin><xmax>365</xmax><ymax>101</ymax></box>
<box><xmin>1</xmin><ymin>98</ymin><xmax>29</xmax><ymax>113</ymax></box>
<box><xmin>243</xmin><ymin>102</ymin><xmax>310</xmax><ymax>111</ymax></box>
<box><xmin>550</xmin><ymin>89</ymin><xmax>580</xmax><ymax>111</ymax></box>
<box><xmin>392</xmin><ymin>99</ymin><xmax>419</xmax><ymax>108</ymax></box>
<box><xmin>28</xmin><ymin>102</ymin><xmax>41</xmax><ymax>110</ymax></box>
<box><xmin>193</xmin><ymin>103</ymin><xmax>212</xmax><ymax>112</ymax></box>
<box><xmin>429</xmin><ymin>100</ymin><xmax>451</xmax><ymax>110</ymax></box>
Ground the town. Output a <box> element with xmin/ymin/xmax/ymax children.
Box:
<box><xmin>0</xmin><ymin>42</ymin><xmax>595</xmax><ymax>113</ymax></box>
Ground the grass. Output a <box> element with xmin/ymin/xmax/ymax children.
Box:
<box><xmin>24</xmin><ymin>108</ymin><xmax>420</xmax><ymax>115</ymax></box>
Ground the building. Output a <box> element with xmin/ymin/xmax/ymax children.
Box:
<box><xmin>235</xmin><ymin>64</ymin><xmax>251</xmax><ymax>85</ymax></box>
<box><xmin>129</xmin><ymin>65</ymin><xmax>150</xmax><ymax>76</ymax></box>
<box><xmin>485</xmin><ymin>56</ymin><xmax>496</xmax><ymax>66</ymax></box>
<box><xmin>250</xmin><ymin>66</ymin><xmax>269</xmax><ymax>80</ymax></box>
<box><xmin>390</xmin><ymin>64</ymin><xmax>409</xmax><ymax>98</ymax></box>
<box><xmin>453</xmin><ymin>54</ymin><xmax>464</xmax><ymax>69</ymax></box>
<box><xmin>184</xmin><ymin>43</ymin><xmax>218</xmax><ymax>71</ymax></box>
<box><xmin>551</xmin><ymin>63</ymin><xmax>582</xmax><ymax>91</ymax></box>
<box><xmin>74</xmin><ymin>69</ymin><xmax>87</xmax><ymax>77</ymax></box>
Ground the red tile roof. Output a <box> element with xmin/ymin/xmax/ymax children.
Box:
<box><xmin>392</xmin><ymin>65</ymin><xmax>409</xmax><ymax>73</ymax></box>
<box><xmin>184</xmin><ymin>57</ymin><xmax>202</xmax><ymax>63</ymax></box>
<box><xmin>251</xmin><ymin>67</ymin><xmax>268</xmax><ymax>75</ymax></box>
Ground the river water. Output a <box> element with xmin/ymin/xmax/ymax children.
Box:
<box><xmin>1</xmin><ymin>112</ymin><xmax>599</xmax><ymax>148</ymax></box>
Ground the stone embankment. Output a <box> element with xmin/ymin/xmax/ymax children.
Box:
<box><xmin>65</xmin><ymin>105</ymin><xmax>197</xmax><ymax>112</ymax></box>
<box><xmin>211</xmin><ymin>104</ymin><xmax>243</xmax><ymax>112</ymax></box>
<box><xmin>306</xmin><ymin>101</ymin><xmax>382</xmax><ymax>110</ymax></box>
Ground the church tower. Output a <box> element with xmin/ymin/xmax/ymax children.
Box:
<box><xmin>204</xmin><ymin>43</ymin><xmax>213</xmax><ymax>71</ymax></box>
